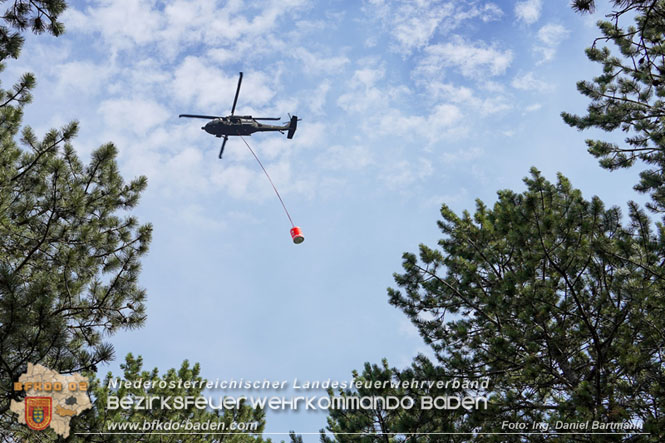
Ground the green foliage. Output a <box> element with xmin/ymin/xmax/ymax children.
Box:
<box><xmin>324</xmin><ymin>2</ymin><xmax>665</xmax><ymax>441</ymax></box>
<box><xmin>321</xmin><ymin>356</ymin><xmax>472</xmax><ymax>442</ymax></box>
<box><xmin>6</xmin><ymin>354</ymin><xmax>270</xmax><ymax>442</ymax></box>
<box><xmin>0</xmin><ymin>2</ymin><xmax>279</xmax><ymax>442</ymax></box>
<box><xmin>562</xmin><ymin>1</ymin><xmax>665</xmax><ymax>212</ymax></box>
<box><xmin>322</xmin><ymin>360</ymin><xmax>406</xmax><ymax>442</ymax></box>
<box><xmin>0</xmin><ymin>0</ymin><xmax>67</xmax><ymax>61</ymax></box>
<box><xmin>325</xmin><ymin>170</ymin><xmax>665</xmax><ymax>441</ymax></box>
<box><xmin>0</xmin><ymin>115</ymin><xmax>153</xmax><ymax>419</ymax></box>
<box><xmin>65</xmin><ymin>354</ymin><xmax>269</xmax><ymax>443</ymax></box>
<box><xmin>570</xmin><ymin>1</ymin><xmax>653</xmax><ymax>14</ymax></box>
<box><xmin>0</xmin><ymin>0</ymin><xmax>153</xmax><ymax>432</ymax></box>
<box><xmin>288</xmin><ymin>431</ymin><xmax>303</xmax><ymax>443</ymax></box>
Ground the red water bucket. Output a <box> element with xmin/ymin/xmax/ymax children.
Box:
<box><xmin>290</xmin><ymin>226</ymin><xmax>304</xmax><ymax>244</ymax></box>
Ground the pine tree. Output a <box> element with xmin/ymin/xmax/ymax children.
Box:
<box><xmin>321</xmin><ymin>357</ymin><xmax>468</xmax><ymax>442</ymax></box>
<box><xmin>323</xmin><ymin>2</ymin><xmax>665</xmax><ymax>442</ymax></box>
<box><xmin>0</xmin><ymin>0</ymin><xmax>153</xmax><ymax>432</ymax></box>
<box><xmin>5</xmin><ymin>354</ymin><xmax>271</xmax><ymax>442</ymax></box>
<box><xmin>562</xmin><ymin>0</ymin><xmax>665</xmax><ymax>212</ymax></box>
<box><xmin>0</xmin><ymin>0</ymin><xmax>66</xmax><ymax>61</ymax></box>
<box><xmin>66</xmin><ymin>354</ymin><xmax>269</xmax><ymax>443</ymax></box>
<box><xmin>324</xmin><ymin>170</ymin><xmax>665</xmax><ymax>441</ymax></box>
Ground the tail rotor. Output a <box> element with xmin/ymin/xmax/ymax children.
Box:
<box><xmin>287</xmin><ymin>114</ymin><xmax>300</xmax><ymax>139</ymax></box>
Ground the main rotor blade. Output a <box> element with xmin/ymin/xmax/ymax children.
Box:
<box><xmin>253</xmin><ymin>117</ymin><xmax>282</xmax><ymax>121</ymax></box>
<box><xmin>218</xmin><ymin>135</ymin><xmax>229</xmax><ymax>159</ymax></box>
<box><xmin>179</xmin><ymin>114</ymin><xmax>220</xmax><ymax>119</ymax></box>
<box><xmin>230</xmin><ymin>72</ymin><xmax>243</xmax><ymax>116</ymax></box>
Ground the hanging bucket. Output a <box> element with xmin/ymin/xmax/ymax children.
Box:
<box><xmin>290</xmin><ymin>226</ymin><xmax>304</xmax><ymax>244</ymax></box>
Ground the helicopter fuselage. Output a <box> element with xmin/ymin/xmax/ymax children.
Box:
<box><xmin>203</xmin><ymin>117</ymin><xmax>291</xmax><ymax>137</ymax></box>
<box><xmin>179</xmin><ymin>72</ymin><xmax>298</xmax><ymax>158</ymax></box>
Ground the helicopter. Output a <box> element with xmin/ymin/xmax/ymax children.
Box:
<box><xmin>179</xmin><ymin>72</ymin><xmax>298</xmax><ymax>159</ymax></box>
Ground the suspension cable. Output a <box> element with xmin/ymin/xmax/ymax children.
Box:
<box><xmin>240</xmin><ymin>136</ymin><xmax>295</xmax><ymax>228</ymax></box>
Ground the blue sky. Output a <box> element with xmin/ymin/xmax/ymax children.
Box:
<box><xmin>6</xmin><ymin>0</ymin><xmax>651</xmax><ymax>438</ymax></box>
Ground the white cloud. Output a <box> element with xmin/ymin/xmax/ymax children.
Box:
<box><xmin>289</xmin><ymin>121</ymin><xmax>327</xmax><ymax>151</ymax></box>
<box><xmin>47</xmin><ymin>0</ymin><xmax>327</xmax><ymax>204</ymax></box>
<box><xmin>293</xmin><ymin>48</ymin><xmax>349</xmax><ymax>75</ymax></box>
<box><xmin>375</xmin><ymin>104</ymin><xmax>466</xmax><ymax>143</ymax></box>
<box><xmin>478</xmin><ymin>97</ymin><xmax>512</xmax><ymax>114</ymax></box>
<box><xmin>307</xmin><ymin>81</ymin><xmax>331</xmax><ymax>115</ymax></box>
<box><xmin>511</xmin><ymin>72</ymin><xmax>551</xmax><ymax>91</ymax></box>
<box><xmin>337</xmin><ymin>66</ymin><xmax>386</xmax><ymax>112</ymax></box>
<box><xmin>172</xmin><ymin>57</ymin><xmax>276</xmax><ymax>111</ymax></box>
<box><xmin>117</xmin><ymin>58</ymin><xmax>172</xmax><ymax>99</ymax></box>
<box><xmin>442</xmin><ymin>146</ymin><xmax>484</xmax><ymax>163</ymax></box>
<box><xmin>538</xmin><ymin>23</ymin><xmax>569</xmax><ymax>46</ymax></box>
<box><xmin>424</xmin><ymin>82</ymin><xmax>512</xmax><ymax>115</ymax></box>
<box><xmin>210</xmin><ymin>164</ymin><xmax>264</xmax><ymax>200</ymax></box>
<box><xmin>175</xmin><ymin>204</ymin><xmax>227</xmax><ymax>231</ymax></box>
<box><xmin>64</xmin><ymin>0</ymin><xmax>306</xmax><ymax>58</ymax></box>
<box><xmin>66</xmin><ymin>0</ymin><xmax>164</xmax><ymax>55</ymax></box>
<box><xmin>318</xmin><ymin>145</ymin><xmax>374</xmax><ymax>171</ymax></box>
<box><xmin>162</xmin><ymin>148</ymin><xmax>208</xmax><ymax>190</ymax></box>
<box><xmin>337</xmin><ymin>89</ymin><xmax>383</xmax><ymax>113</ymax></box>
<box><xmin>427</xmin><ymin>82</ymin><xmax>475</xmax><ymax>102</ymax></box>
<box><xmin>453</xmin><ymin>3</ymin><xmax>503</xmax><ymax>23</ymax></box>
<box><xmin>415</xmin><ymin>36</ymin><xmax>513</xmax><ymax>79</ymax></box>
<box><xmin>515</xmin><ymin>0</ymin><xmax>542</xmax><ymax>25</ymax></box>
<box><xmin>393</xmin><ymin>5</ymin><xmax>453</xmax><ymax>53</ymax></box>
<box><xmin>54</xmin><ymin>61</ymin><xmax>114</xmax><ymax>96</ymax></box>
<box><xmin>364</xmin><ymin>0</ymin><xmax>453</xmax><ymax>53</ymax></box>
<box><xmin>365</xmin><ymin>0</ymin><xmax>504</xmax><ymax>54</ymax></box>
<box><xmin>525</xmin><ymin>103</ymin><xmax>542</xmax><ymax>112</ymax></box>
<box><xmin>98</xmin><ymin>98</ymin><xmax>170</xmax><ymax>135</ymax></box>
<box><xmin>34</xmin><ymin>0</ymin><xmax>544</xmax><ymax>208</ymax></box>
<box><xmin>380</xmin><ymin>158</ymin><xmax>433</xmax><ymax>188</ymax></box>
<box><xmin>206</xmin><ymin>48</ymin><xmax>240</xmax><ymax>66</ymax></box>
<box><xmin>353</xmin><ymin>67</ymin><xmax>385</xmax><ymax>88</ymax></box>
<box><xmin>535</xmin><ymin>23</ymin><xmax>570</xmax><ymax>62</ymax></box>
<box><xmin>206</xmin><ymin>154</ymin><xmax>308</xmax><ymax>202</ymax></box>
<box><xmin>430</xmin><ymin>103</ymin><xmax>464</xmax><ymax>127</ymax></box>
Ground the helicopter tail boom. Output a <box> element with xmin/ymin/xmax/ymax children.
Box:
<box><xmin>287</xmin><ymin>115</ymin><xmax>298</xmax><ymax>139</ymax></box>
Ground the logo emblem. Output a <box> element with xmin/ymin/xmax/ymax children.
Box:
<box><xmin>25</xmin><ymin>397</ymin><xmax>51</xmax><ymax>431</ymax></box>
